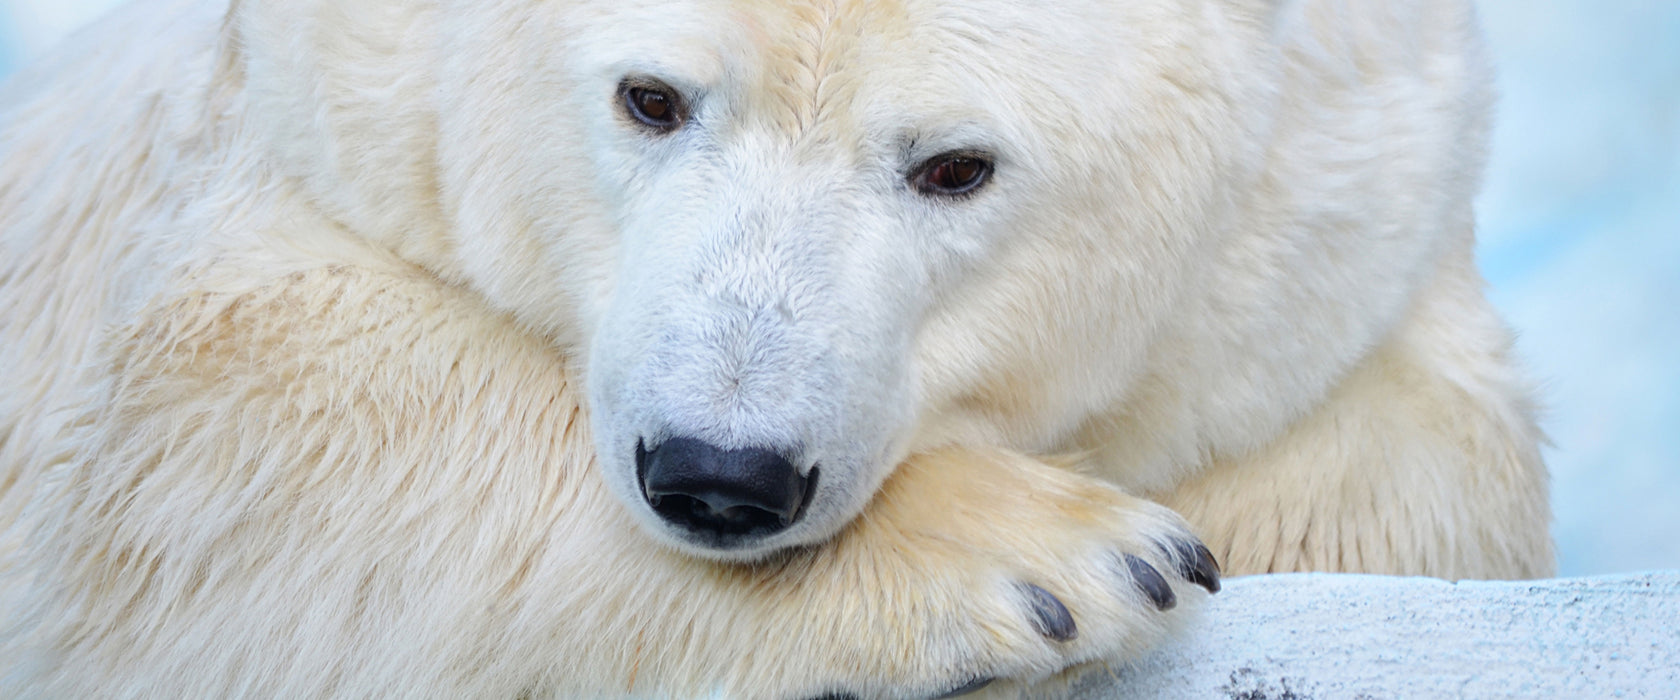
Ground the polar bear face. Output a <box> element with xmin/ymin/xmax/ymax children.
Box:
<box><xmin>241</xmin><ymin>0</ymin><xmax>1279</xmax><ymax>559</ymax></box>
<box><xmin>434</xmin><ymin>0</ymin><xmax>1274</xmax><ymax>560</ymax></box>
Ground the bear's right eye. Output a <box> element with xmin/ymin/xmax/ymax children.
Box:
<box><xmin>910</xmin><ymin>151</ymin><xmax>994</xmax><ymax>198</ymax></box>
<box><xmin>620</xmin><ymin>79</ymin><xmax>687</xmax><ymax>133</ymax></box>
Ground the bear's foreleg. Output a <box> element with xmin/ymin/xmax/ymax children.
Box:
<box><xmin>2</xmin><ymin>264</ymin><xmax>1216</xmax><ymax>699</ymax></box>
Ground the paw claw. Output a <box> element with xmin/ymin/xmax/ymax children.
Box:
<box><xmin>1124</xmin><ymin>553</ymin><xmax>1177</xmax><ymax>611</ymax></box>
<box><xmin>1019</xmin><ymin>583</ymin><xmax>1078</xmax><ymax>642</ymax></box>
<box><xmin>1171</xmin><ymin>539</ymin><xmax>1222</xmax><ymax>594</ymax></box>
<box><xmin>932</xmin><ymin>677</ymin><xmax>995</xmax><ymax>698</ymax></box>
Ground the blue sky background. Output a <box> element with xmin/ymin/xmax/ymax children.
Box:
<box><xmin>2</xmin><ymin>1</ymin><xmax>1675</xmax><ymax>577</ymax></box>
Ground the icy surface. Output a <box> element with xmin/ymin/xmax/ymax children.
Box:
<box><xmin>1072</xmin><ymin>572</ymin><xmax>1680</xmax><ymax>699</ymax></box>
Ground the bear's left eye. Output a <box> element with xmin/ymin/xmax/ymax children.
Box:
<box><xmin>910</xmin><ymin>152</ymin><xmax>994</xmax><ymax>198</ymax></box>
<box><xmin>620</xmin><ymin>79</ymin><xmax>687</xmax><ymax>133</ymax></box>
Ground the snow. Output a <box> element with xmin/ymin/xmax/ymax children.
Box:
<box><xmin>1075</xmin><ymin>572</ymin><xmax>1680</xmax><ymax>698</ymax></box>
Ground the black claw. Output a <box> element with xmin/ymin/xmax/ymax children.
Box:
<box><xmin>1125</xmin><ymin>554</ymin><xmax>1177</xmax><ymax>611</ymax></box>
<box><xmin>805</xmin><ymin>695</ymin><xmax>859</xmax><ymax>700</ymax></box>
<box><xmin>1020</xmin><ymin>583</ymin><xmax>1078</xmax><ymax>642</ymax></box>
<box><xmin>1172</xmin><ymin>539</ymin><xmax>1222</xmax><ymax>594</ymax></box>
<box><xmin>933</xmin><ymin>677</ymin><xmax>995</xmax><ymax>698</ymax></box>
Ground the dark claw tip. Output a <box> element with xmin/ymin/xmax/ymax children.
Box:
<box><xmin>1172</xmin><ymin>539</ymin><xmax>1222</xmax><ymax>594</ymax></box>
<box><xmin>1019</xmin><ymin>582</ymin><xmax>1077</xmax><ymax>642</ymax></box>
<box><xmin>1126</xmin><ymin>554</ymin><xmax>1177</xmax><ymax>611</ymax></box>
<box><xmin>933</xmin><ymin>677</ymin><xmax>995</xmax><ymax>698</ymax></box>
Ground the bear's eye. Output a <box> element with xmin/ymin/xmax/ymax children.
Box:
<box><xmin>910</xmin><ymin>152</ymin><xmax>993</xmax><ymax>197</ymax></box>
<box><xmin>620</xmin><ymin>80</ymin><xmax>687</xmax><ymax>132</ymax></box>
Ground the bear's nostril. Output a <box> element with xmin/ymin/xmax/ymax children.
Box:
<box><xmin>635</xmin><ymin>437</ymin><xmax>813</xmax><ymax>542</ymax></box>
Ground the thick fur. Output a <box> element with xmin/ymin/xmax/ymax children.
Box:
<box><xmin>0</xmin><ymin>0</ymin><xmax>1551</xmax><ymax>697</ymax></box>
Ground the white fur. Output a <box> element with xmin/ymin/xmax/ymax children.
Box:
<box><xmin>0</xmin><ymin>0</ymin><xmax>1551</xmax><ymax>697</ymax></box>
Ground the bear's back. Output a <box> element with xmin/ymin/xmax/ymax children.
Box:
<box><xmin>0</xmin><ymin>0</ymin><xmax>227</xmax><ymax>534</ymax></box>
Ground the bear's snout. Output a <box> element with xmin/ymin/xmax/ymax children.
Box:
<box><xmin>636</xmin><ymin>437</ymin><xmax>814</xmax><ymax>546</ymax></box>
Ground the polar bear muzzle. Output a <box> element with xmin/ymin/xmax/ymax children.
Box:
<box><xmin>636</xmin><ymin>437</ymin><xmax>815</xmax><ymax>544</ymax></box>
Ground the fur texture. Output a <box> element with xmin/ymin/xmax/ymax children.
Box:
<box><xmin>0</xmin><ymin>0</ymin><xmax>1551</xmax><ymax>697</ymax></box>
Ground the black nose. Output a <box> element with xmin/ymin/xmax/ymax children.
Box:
<box><xmin>636</xmin><ymin>437</ymin><xmax>813</xmax><ymax>540</ymax></box>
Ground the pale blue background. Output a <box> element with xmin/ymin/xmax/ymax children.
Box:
<box><xmin>2</xmin><ymin>1</ymin><xmax>1675</xmax><ymax>576</ymax></box>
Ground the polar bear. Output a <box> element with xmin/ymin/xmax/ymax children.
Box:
<box><xmin>0</xmin><ymin>0</ymin><xmax>1551</xmax><ymax>697</ymax></box>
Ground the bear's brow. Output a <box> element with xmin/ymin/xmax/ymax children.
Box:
<box><xmin>748</xmin><ymin>0</ymin><xmax>907</xmax><ymax>146</ymax></box>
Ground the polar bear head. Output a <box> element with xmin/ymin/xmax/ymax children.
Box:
<box><xmin>235</xmin><ymin>0</ymin><xmax>1480</xmax><ymax>559</ymax></box>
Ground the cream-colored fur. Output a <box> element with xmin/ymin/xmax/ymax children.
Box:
<box><xmin>0</xmin><ymin>0</ymin><xmax>1550</xmax><ymax>697</ymax></box>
